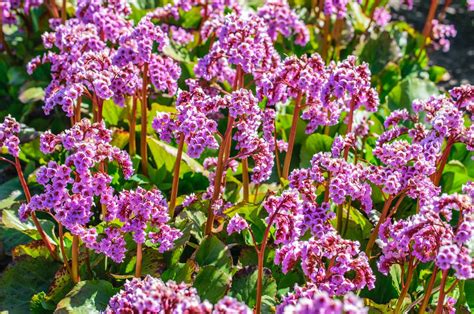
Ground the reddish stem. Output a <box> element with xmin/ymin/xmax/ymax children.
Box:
<box><xmin>433</xmin><ymin>138</ymin><xmax>454</xmax><ymax>186</ymax></box>
<box><xmin>422</xmin><ymin>0</ymin><xmax>439</xmax><ymax>38</ymax></box>
<box><xmin>129</xmin><ymin>96</ymin><xmax>138</xmax><ymax>156</ymax></box>
<box><xmin>61</xmin><ymin>0</ymin><xmax>66</xmax><ymax>23</ymax></box>
<box><xmin>255</xmin><ymin>205</ymin><xmax>283</xmax><ymax>314</ymax></box>
<box><xmin>395</xmin><ymin>257</ymin><xmax>416</xmax><ymax>312</ymax></box>
<box><xmin>418</xmin><ymin>265</ymin><xmax>439</xmax><ymax>314</ymax></box>
<box><xmin>242</xmin><ymin>158</ymin><xmax>249</xmax><ymax>202</ymax></box>
<box><xmin>205</xmin><ymin>116</ymin><xmax>235</xmax><ymax>235</ymax></box>
<box><xmin>135</xmin><ymin>242</ymin><xmax>143</xmax><ymax>278</ymax></box>
<box><xmin>435</xmin><ymin>269</ymin><xmax>449</xmax><ymax>313</ymax></box>
<box><xmin>282</xmin><ymin>93</ymin><xmax>302</xmax><ymax>180</ymax></box>
<box><xmin>321</xmin><ymin>14</ymin><xmax>331</xmax><ymax>62</ymax></box>
<box><xmin>58</xmin><ymin>224</ymin><xmax>72</xmax><ymax>276</ymax></box>
<box><xmin>71</xmin><ymin>235</ymin><xmax>80</xmax><ymax>283</ymax></box>
<box><xmin>141</xmin><ymin>64</ymin><xmax>149</xmax><ymax>176</ymax></box>
<box><xmin>365</xmin><ymin>195</ymin><xmax>394</xmax><ymax>257</ymax></box>
<box><xmin>15</xmin><ymin>157</ymin><xmax>58</xmax><ymax>259</ymax></box>
<box><xmin>169</xmin><ymin>133</ymin><xmax>185</xmax><ymax>217</ymax></box>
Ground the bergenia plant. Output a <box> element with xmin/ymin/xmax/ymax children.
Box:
<box><xmin>0</xmin><ymin>0</ymin><xmax>472</xmax><ymax>313</ymax></box>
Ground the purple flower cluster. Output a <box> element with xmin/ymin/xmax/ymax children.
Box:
<box><xmin>276</xmin><ymin>232</ymin><xmax>375</xmax><ymax>296</ymax></box>
<box><xmin>323</xmin><ymin>0</ymin><xmax>364</xmax><ymax>19</ymax></box>
<box><xmin>111</xmin><ymin>187</ymin><xmax>182</xmax><ymax>252</ymax></box>
<box><xmin>373</xmin><ymin>7</ymin><xmax>391</xmax><ymax>27</ymax></box>
<box><xmin>378</xmin><ymin>189</ymin><xmax>473</xmax><ymax>280</ymax></box>
<box><xmin>153</xmin><ymin>85</ymin><xmax>274</xmax><ymax>186</ymax></box>
<box><xmin>277</xmin><ymin>285</ymin><xmax>367</xmax><ymax>314</ymax></box>
<box><xmin>196</xmin><ymin>13</ymin><xmax>280</xmax><ymax>83</ymax></box>
<box><xmin>227</xmin><ymin>214</ymin><xmax>249</xmax><ymax>235</ymax></box>
<box><xmin>28</xmin><ymin>0</ymin><xmax>183</xmax><ymax>113</ymax></box>
<box><xmin>311</xmin><ymin>153</ymin><xmax>373</xmax><ymax>213</ymax></box>
<box><xmin>0</xmin><ymin>0</ymin><xmax>43</xmax><ymax>26</ymax></box>
<box><xmin>258</xmin><ymin>54</ymin><xmax>378</xmax><ymax>134</ymax></box>
<box><xmin>19</xmin><ymin>119</ymin><xmax>135</xmax><ymax>262</ymax></box>
<box><xmin>257</xmin><ymin>0</ymin><xmax>309</xmax><ymax>46</ymax></box>
<box><xmin>259</xmin><ymin>189</ymin><xmax>374</xmax><ymax>296</ymax></box>
<box><xmin>106</xmin><ymin>275</ymin><xmax>251</xmax><ymax>313</ymax></box>
<box><xmin>76</xmin><ymin>0</ymin><xmax>132</xmax><ymax>42</ymax></box>
<box><xmin>152</xmin><ymin>87</ymin><xmax>219</xmax><ymax>158</ymax></box>
<box><xmin>0</xmin><ymin>115</ymin><xmax>20</xmax><ymax>157</ymax></box>
<box><xmin>431</xmin><ymin>19</ymin><xmax>457</xmax><ymax>52</ymax></box>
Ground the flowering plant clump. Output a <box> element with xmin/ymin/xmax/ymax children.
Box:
<box><xmin>0</xmin><ymin>0</ymin><xmax>472</xmax><ymax>313</ymax></box>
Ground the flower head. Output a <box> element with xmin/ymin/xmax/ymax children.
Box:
<box><xmin>0</xmin><ymin>115</ymin><xmax>21</xmax><ymax>157</ymax></box>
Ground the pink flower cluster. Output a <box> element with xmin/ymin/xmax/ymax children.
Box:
<box><xmin>227</xmin><ymin>214</ymin><xmax>249</xmax><ymax>235</ymax></box>
<box><xmin>0</xmin><ymin>0</ymin><xmax>43</xmax><ymax>26</ymax></box>
<box><xmin>257</xmin><ymin>0</ymin><xmax>309</xmax><ymax>46</ymax></box>
<box><xmin>27</xmin><ymin>0</ymin><xmax>182</xmax><ymax>113</ymax></box>
<box><xmin>258</xmin><ymin>54</ymin><xmax>378</xmax><ymax>134</ymax></box>
<box><xmin>277</xmin><ymin>285</ymin><xmax>367</xmax><ymax>314</ymax></box>
<box><xmin>253</xmin><ymin>189</ymin><xmax>375</xmax><ymax>296</ymax></box>
<box><xmin>0</xmin><ymin>115</ymin><xmax>20</xmax><ymax>157</ymax></box>
<box><xmin>18</xmin><ymin>120</ymin><xmax>137</xmax><ymax>262</ymax></box>
<box><xmin>373</xmin><ymin>7</ymin><xmax>391</xmax><ymax>27</ymax></box>
<box><xmin>196</xmin><ymin>13</ymin><xmax>280</xmax><ymax>83</ymax></box>
<box><xmin>154</xmin><ymin>84</ymin><xmax>274</xmax><ymax>190</ymax></box>
<box><xmin>106</xmin><ymin>275</ymin><xmax>251</xmax><ymax>313</ymax></box>
<box><xmin>378</xmin><ymin>188</ymin><xmax>473</xmax><ymax>280</ymax></box>
<box><xmin>110</xmin><ymin>187</ymin><xmax>182</xmax><ymax>252</ymax></box>
<box><xmin>431</xmin><ymin>19</ymin><xmax>457</xmax><ymax>52</ymax></box>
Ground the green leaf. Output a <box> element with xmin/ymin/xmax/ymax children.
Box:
<box><xmin>193</xmin><ymin>265</ymin><xmax>231</xmax><ymax>304</ymax></box>
<box><xmin>2</xmin><ymin>209</ymin><xmax>56</xmax><ymax>244</ymax></box>
<box><xmin>440</xmin><ymin>160</ymin><xmax>471</xmax><ymax>194</ymax></box>
<box><xmin>30</xmin><ymin>267</ymin><xmax>75</xmax><ymax>313</ymax></box>
<box><xmin>387</xmin><ymin>75</ymin><xmax>439</xmax><ymax>112</ymax></box>
<box><xmin>299</xmin><ymin>133</ymin><xmax>333</xmax><ymax>168</ymax></box>
<box><xmin>229</xmin><ymin>266</ymin><xmax>277</xmax><ymax>308</ymax></box>
<box><xmin>140</xmin><ymin>248</ymin><xmax>166</xmax><ymax>277</ymax></box>
<box><xmin>161</xmin><ymin>260</ymin><xmax>196</xmax><ymax>284</ymax></box>
<box><xmin>0</xmin><ymin>178</ymin><xmax>23</xmax><ymax>200</ymax></box>
<box><xmin>0</xmin><ymin>225</ymin><xmax>33</xmax><ymax>254</ymax></box>
<box><xmin>358</xmin><ymin>31</ymin><xmax>401</xmax><ymax>75</ymax></box>
<box><xmin>0</xmin><ymin>257</ymin><xmax>60</xmax><ymax>313</ymax></box>
<box><xmin>147</xmin><ymin>136</ymin><xmax>205</xmax><ymax>176</ymax></box>
<box><xmin>0</xmin><ymin>190</ymin><xmax>22</xmax><ymax>210</ymax></box>
<box><xmin>12</xmin><ymin>240</ymin><xmax>52</xmax><ymax>259</ymax></box>
<box><xmin>102</xmin><ymin>99</ymin><xmax>126</xmax><ymax>125</ymax></box>
<box><xmin>55</xmin><ymin>280</ymin><xmax>117</xmax><ymax>314</ymax></box>
<box><xmin>464</xmin><ymin>279</ymin><xmax>474</xmax><ymax>311</ymax></box>
<box><xmin>195</xmin><ymin>235</ymin><xmax>232</xmax><ymax>270</ymax></box>
<box><xmin>180</xmin><ymin>7</ymin><xmax>202</xmax><ymax>29</ymax></box>
<box><xmin>163</xmin><ymin>44</ymin><xmax>192</xmax><ymax>63</ymax></box>
<box><xmin>111</xmin><ymin>130</ymin><xmax>129</xmax><ymax>149</ymax></box>
<box><xmin>7</xmin><ymin>66</ymin><xmax>28</xmax><ymax>86</ymax></box>
<box><xmin>428</xmin><ymin>66</ymin><xmax>448</xmax><ymax>83</ymax></box>
<box><xmin>377</xmin><ymin>62</ymin><xmax>401</xmax><ymax>100</ymax></box>
<box><xmin>18</xmin><ymin>87</ymin><xmax>44</xmax><ymax>104</ymax></box>
<box><xmin>360</xmin><ymin>262</ymin><xmax>399</xmax><ymax>304</ymax></box>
